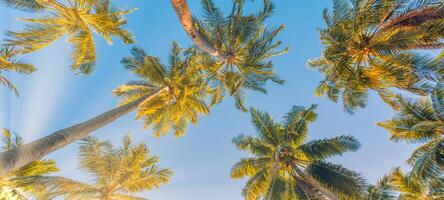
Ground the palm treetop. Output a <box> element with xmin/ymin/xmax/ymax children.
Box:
<box><xmin>2</xmin><ymin>0</ymin><xmax>135</xmax><ymax>74</ymax></box>
<box><xmin>0</xmin><ymin>47</ymin><xmax>35</xmax><ymax>96</ymax></box>
<box><xmin>368</xmin><ymin>167</ymin><xmax>444</xmax><ymax>200</ymax></box>
<box><xmin>0</xmin><ymin>128</ymin><xmax>59</xmax><ymax>200</ymax></box>
<box><xmin>189</xmin><ymin>0</ymin><xmax>288</xmax><ymax>111</ymax></box>
<box><xmin>309</xmin><ymin>0</ymin><xmax>443</xmax><ymax>113</ymax></box>
<box><xmin>378</xmin><ymin>82</ymin><xmax>444</xmax><ymax>182</ymax></box>
<box><xmin>42</xmin><ymin>134</ymin><xmax>172</xmax><ymax>200</ymax></box>
<box><xmin>390</xmin><ymin>167</ymin><xmax>444</xmax><ymax>200</ymax></box>
<box><xmin>113</xmin><ymin>42</ymin><xmax>213</xmax><ymax>137</ymax></box>
<box><xmin>231</xmin><ymin>105</ymin><xmax>367</xmax><ymax>199</ymax></box>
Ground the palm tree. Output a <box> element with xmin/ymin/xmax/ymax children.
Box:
<box><xmin>390</xmin><ymin>168</ymin><xmax>443</xmax><ymax>200</ymax></box>
<box><xmin>364</xmin><ymin>175</ymin><xmax>397</xmax><ymax>200</ymax></box>
<box><xmin>3</xmin><ymin>0</ymin><xmax>134</xmax><ymax>74</ymax></box>
<box><xmin>0</xmin><ymin>43</ymin><xmax>212</xmax><ymax>176</ymax></box>
<box><xmin>0</xmin><ymin>128</ymin><xmax>59</xmax><ymax>200</ymax></box>
<box><xmin>378</xmin><ymin>82</ymin><xmax>444</xmax><ymax>182</ymax></box>
<box><xmin>309</xmin><ymin>0</ymin><xmax>443</xmax><ymax>113</ymax></box>
<box><xmin>172</xmin><ymin>0</ymin><xmax>288</xmax><ymax>110</ymax></box>
<box><xmin>41</xmin><ymin>135</ymin><xmax>172</xmax><ymax>200</ymax></box>
<box><xmin>365</xmin><ymin>168</ymin><xmax>444</xmax><ymax>200</ymax></box>
<box><xmin>231</xmin><ymin>105</ymin><xmax>367</xmax><ymax>200</ymax></box>
<box><xmin>0</xmin><ymin>47</ymin><xmax>35</xmax><ymax>96</ymax></box>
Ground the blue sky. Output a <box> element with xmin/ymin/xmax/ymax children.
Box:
<box><xmin>0</xmin><ymin>1</ymin><xmax>421</xmax><ymax>199</ymax></box>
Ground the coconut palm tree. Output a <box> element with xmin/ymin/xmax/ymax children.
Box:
<box><xmin>364</xmin><ymin>175</ymin><xmax>397</xmax><ymax>200</ymax></box>
<box><xmin>310</xmin><ymin>0</ymin><xmax>443</xmax><ymax>113</ymax></box>
<box><xmin>378</xmin><ymin>82</ymin><xmax>444</xmax><ymax>182</ymax></box>
<box><xmin>231</xmin><ymin>105</ymin><xmax>367</xmax><ymax>200</ymax></box>
<box><xmin>389</xmin><ymin>168</ymin><xmax>444</xmax><ymax>200</ymax></box>
<box><xmin>0</xmin><ymin>47</ymin><xmax>35</xmax><ymax>96</ymax></box>
<box><xmin>172</xmin><ymin>0</ymin><xmax>288</xmax><ymax>111</ymax></box>
<box><xmin>365</xmin><ymin>168</ymin><xmax>444</xmax><ymax>200</ymax></box>
<box><xmin>3</xmin><ymin>0</ymin><xmax>134</xmax><ymax>74</ymax></box>
<box><xmin>41</xmin><ymin>134</ymin><xmax>172</xmax><ymax>200</ymax></box>
<box><xmin>0</xmin><ymin>128</ymin><xmax>59</xmax><ymax>200</ymax></box>
<box><xmin>0</xmin><ymin>43</ymin><xmax>212</xmax><ymax>176</ymax></box>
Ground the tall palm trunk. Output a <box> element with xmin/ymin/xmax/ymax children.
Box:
<box><xmin>291</xmin><ymin>163</ymin><xmax>339</xmax><ymax>200</ymax></box>
<box><xmin>169</xmin><ymin>0</ymin><xmax>227</xmax><ymax>61</ymax></box>
<box><xmin>380</xmin><ymin>5</ymin><xmax>443</xmax><ymax>30</ymax></box>
<box><xmin>294</xmin><ymin>177</ymin><xmax>319</xmax><ymax>199</ymax></box>
<box><xmin>0</xmin><ymin>88</ymin><xmax>166</xmax><ymax>176</ymax></box>
<box><xmin>411</xmin><ymin>43</ymin><xmax>444</xmax><ymax>50</ymax></box>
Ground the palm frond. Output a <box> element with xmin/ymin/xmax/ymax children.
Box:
<box><xmin>300</xmin><ymin>135</ymin><xmax>361</xmax><ymax>160</ymax></box>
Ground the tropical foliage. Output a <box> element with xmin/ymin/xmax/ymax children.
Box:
<box><xmin>192</xmin><ymin>0</ymin><xmax>288</xmax><ymax>111</ymax></box>
<box><xmin>0</xmin><ymin>128</ymin><xmax>58</xmax><ymax>200</ymax></box>
<box><xmin>366</xmin><ymin>168</ymin><xmax>444</xmax><ymax>200</ymax></box>
<box><xmin>364</xmin><ymin>175</ymin><xmax>397</xmax><ymax>200</ymax></box>
<box><xmin>231</xmin><ymin>105</ymin><xmax>367</xmax><ymax>200</ymax></box>
<box><xmin>310</xmin><ymin>0</ymin><xmax>443</xmax><ymax>113</ymax></box>
<box><xmin>0</xmin><ymin>47</ymin><xmax>35</xmax><ymax>96</ymax></box>
<box><xmin>114</xmin><ymin>42</ymin><xmax>213</xmax><ymax>137</ymax></box>
<box><xmin>3</xmin><ymin>0</ymin><xmax>134</xmax><ymax>74</ymax></box>
<box><xmin>378</xmin><ymin>82</ymin><xmax>444</xmax><ymax>182</ymax></box>
<box><xmin>41</xmin><ymin>134</ymin><xmax>172</xmax><ymax>200</ymax></box>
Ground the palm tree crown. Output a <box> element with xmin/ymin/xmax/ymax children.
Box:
<box><xmin>193</xmin><ymin>0</ymin><xmax>288</xmax><ymax>111</ymax></box>
<box><xmin>42</xmin><ymin>134</ymin><xmax>172</xmax><ymax>200</ymax></box>
<box><xmin>4</xmin><ymin>0</ymin><xmax>134</xmax><ymax>74</ymax></box>
<box><xmin>113</xmin><ymin>42</ymin><xmax>213</xmax><ymax>137</ymax></box>
<box><xmin>390</xmin><ymin>168</ymin><xmax>444</xmax><ymax>200</ymax></box>
<box><xmin>367</xmin><ymin>168</ymin><xmax>444</xmax><ymax>200</ymax></box>
<box><xmin>310</xmin><ymin>0</ymin><xmax>443</xmax><ymax>113</ymax></box>
<box><xmin>0</xmin><ymin>47</ymin><xmax>35</xmax><ymax>96</ymax></box>
<box><xmin>231</xmin><ymin>105</ymin><xmax>367</xmax><ymax>200</ymax></box>
<box><xmin>0</xmin><ymin>129</ymin><xmax>58</xmax><ymax>200</ymax></box>
<box><xmin>378</xmin><ymin>82</ymin><xmax>444</xmax><ymax>182</ymax></box>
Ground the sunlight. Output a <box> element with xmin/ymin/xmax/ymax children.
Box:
<box><xmin>19</xmin><ymin>41</ymin><xmax>72</xmax><ymax>141</ymax></box>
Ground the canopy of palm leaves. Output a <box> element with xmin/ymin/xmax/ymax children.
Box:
<box><xmin>3</xmin><ymin>0</ymin><xmax>134</xmax><ymax>74</ymax></box>
<box><xmin>231</xmin><ymin>105</ymin><xmax>367</xmax><ymax>200</ymax></box>
<box><xmin>41</xmin><ymin>134</ymin><xmax>172</xmax><ymax>200</ymax></box>
<box><xmin>365</xmin><ymin>168</ymin><xmax>444</xmax><ymax>200</ymax></box>
<box><xmin>309</xmin><ymin>0</ymin><xmax>443</xmax><ymax>113</ymax></box>
<box><xmin>389</xmin><ymin>168</ymin><xmax>444</xmax><ymax>200</ymax></box>
<box><xmin>193</xmin><ymin>0</ymin><xmax>288</xmax><ymax>111</ymax></box>
<box><xmin>113</xmin><ymin>42</ymin><xmax>212</xmax><ymax>137</ymax></box>
<box><xmin>0</xmin><ymin>47</ymin><xmax>35</xmax><ymax>96</ymax></box>
<box><xmin>378</xmin><ymin>82</ymin><xmax>444</xmax><ymax>182</ymax></box>
<box><xmin>0</xmin><ymin>128</ymin><xmax>58</xmax><ymax>200</ymax></box>
<box><xmin>364</xmin><ymin>175</ymin><xmax>398</xmax><ymax>200</ymax></box>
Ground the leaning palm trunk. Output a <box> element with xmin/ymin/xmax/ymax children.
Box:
<box><xmin>294</xmin><ymin>177</ymin><xmax>319</xmax><ymax>199</ymax></box>
<box><xmin>169</xmin><ymin>0</ymin><xmax>227</xmax><ymax>61</ymax></box>
<box><xmin>410</xmin><ymin>43</ymin><xmax>444</xmax><ymax>49</ymax></box>
<box><xmin>0</xmin><ymin>88</ymin><xmax>166</xmax><ymax>176</ymax></box>
<box><xmin>292</xmin><ymin>163</ymin><xmax>340</xmax><ymax>200</ymax></box>
<box><xmin>380</xmin><ymin>5</ymin><xmax>444</xmax><ymax>30</ymax></box>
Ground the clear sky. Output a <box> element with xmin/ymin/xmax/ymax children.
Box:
<box><xmin>0</xmin><ymin>1</ymin><xmax>421</xmax><ymax>199</ymax></box>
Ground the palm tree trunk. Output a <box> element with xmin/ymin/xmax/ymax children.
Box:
<box><xmin>294</xmin><ymin>178</ymin><xmax>319</xmax><ymax>199</ymax></box>
<box><xmin>169</xmin><ymin>0</ymin><xmax>227</xmax><ymax>61</ymax></box>
<box><xmin>410</xmin><ymin>43</ymin><xmax>444</xmax><ymax>50</ymax></box>
<box><xmin>291</xmin><ymin>163</ymin><xmax>339</xmax><ymax>200</ymax></box>
<box><xmin>0</xmin><ymin>88</ymin><xmax>166</xmax><ymax>176</ymax></box>
<box><xmin>380</xmin><ymin>5</ymin><xmax>443</xmax><ymax>31</ymax></box>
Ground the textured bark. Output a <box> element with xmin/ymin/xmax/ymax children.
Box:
<box><xmin>294</xmin><ymin>178</ymin><xmax>321</xmax><ymax>199</ymax></box>
<box><xmin>0</xmin><ymin>88</ymin><xmax>166</xmax><ymax>176</ymax></box>
<box><xmin>380</xmin><ymin>5</ymin><xmax>444</xmax><ymax>30</ymax></box>
<box><xmin>170</xmin><ymin>0</ymin><xmax>227</xmax><ymax>61</ymax></box>
<box><xmin>292</xmin><ymin>163</ymin><xmax>339</xmax><ymax>200</ymax></box>
<box><xmin>411</xmin><ymin>43</ymin><xmax>444</xmax><ymax>50</ymax></box>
